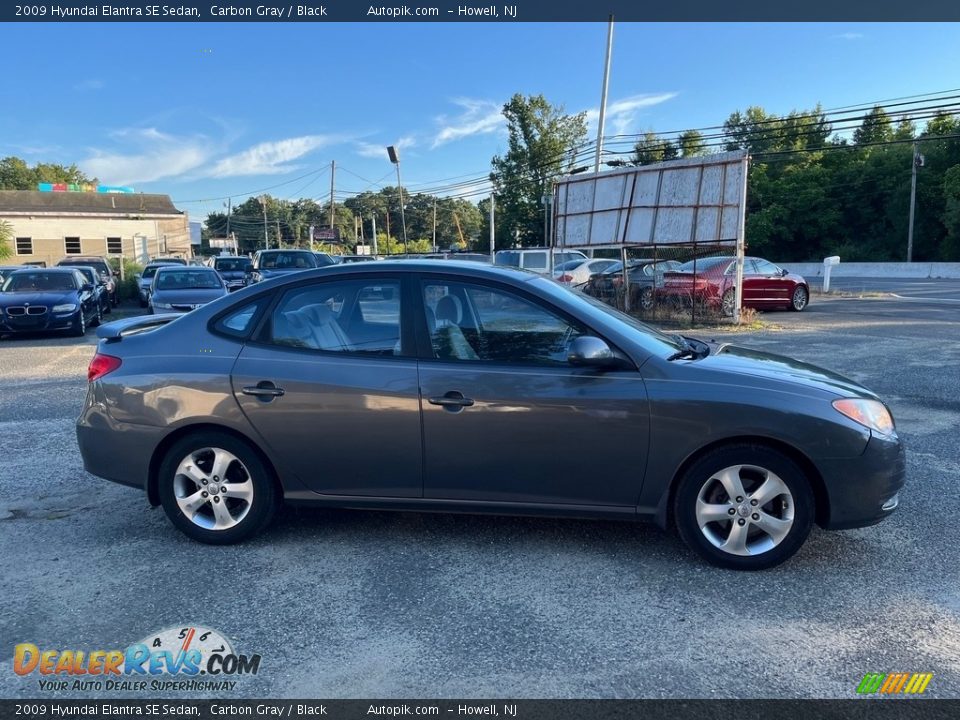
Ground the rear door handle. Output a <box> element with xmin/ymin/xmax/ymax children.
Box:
<box><xmin>428</xmin><ymin>391</ymin><xmax>474</xmax><ymax>410</ymax></box>
<box><xmin>242</xmin><ymin>382</ymin><xmax>285</xmax><ymax>398</ymax></box>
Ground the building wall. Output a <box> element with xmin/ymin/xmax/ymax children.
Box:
<box><xmin>3</xmin><ymin>215</ymin><xmax>191</xmax><ymax>267</ymax></box>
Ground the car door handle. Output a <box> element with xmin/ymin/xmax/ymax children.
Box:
<box><xmin>242</xmin><ymin>383</ymin><xmax>285</xmax><ymax>398</ymax></box>
<box><xmin>428</xmin><ymin>392</ymin><xmax>474</xmax><ymax>409</ymax></box>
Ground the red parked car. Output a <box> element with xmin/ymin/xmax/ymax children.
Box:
<box><xmin>658</xmin><ymin>256</ymin><xmax>810</xmax><ymax>315</ymax></box>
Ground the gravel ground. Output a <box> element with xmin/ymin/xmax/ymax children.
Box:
<box><xmin>0</xmin><ymin>292</ymin><xmax>957</xmax><ymax>700</ymax></box>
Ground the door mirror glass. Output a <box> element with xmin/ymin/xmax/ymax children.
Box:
<box><xmin>781</xmin><ymin>268</ymin><xmax>789</xmax><ymax>276</ymax></box>
<box><xmin>567</xmin><ymin>336</ymin><xmax>619</xmax><ymax>368</ymax></box>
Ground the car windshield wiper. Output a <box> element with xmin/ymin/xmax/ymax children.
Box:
<box><xmin>667</xmin><ymin>334</ymin><xmax>709</xmax><ymax>361</ymax></box>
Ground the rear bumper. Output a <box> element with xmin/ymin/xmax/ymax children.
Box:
<box><xmin>76</xmin><ymin>391</ymin><xmax>164</xmax><ymax>492</ymax></box>
<box><xmin>818</xmin><ymin>431</ymin><xmax>906</xmax><ymax>530</ymax></box>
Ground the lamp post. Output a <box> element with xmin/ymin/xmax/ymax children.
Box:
<box><xmin>387</xmin><ymin>145</ymin><xmax>408</xmax><ymax>253</ymax></box>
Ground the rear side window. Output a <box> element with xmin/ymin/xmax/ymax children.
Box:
<box><xmin>494</xmin><ymin>251</ymin><xmax>520</xmax><ymax>267</ymax></box>
<box><xmin>213</xmin><ymin>299</ymin><xmax>267</xmax><ymax>339</ymax></box>
<box><xmin>523</xmin><ymin>252</ymin><xmax>547</xmax><ymax>270</ymax></box>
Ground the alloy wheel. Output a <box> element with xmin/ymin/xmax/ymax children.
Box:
<box><xmin>721</xmin><ymin>289</ymin><xmax>735</xmax><ymax>317</ymax></box>
<box><xmin>173</xmin><ymin>447</ymin><xmax>254</xmax><ymax>531</ymax></box>
<box><xmin>695</xmin><ymin>464</ymin><xmax>795</xmax><ymax>557</ymax></box>
<box><xmin>792</xmin><ymin>286</ymin><xmax>808</xmax><ymax>311</ymax></box>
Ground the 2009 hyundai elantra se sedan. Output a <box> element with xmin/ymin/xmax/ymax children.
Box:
<box><xmin>77</xmin><ymin>261</ymin><xmax>905</xmax><ymax>569</ymax></box>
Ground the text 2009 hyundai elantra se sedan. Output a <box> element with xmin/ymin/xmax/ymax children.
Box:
<box><xmin>77</xmin><ymin>261</ymin><xmax>905</xmax><ymax>569</ymax></box>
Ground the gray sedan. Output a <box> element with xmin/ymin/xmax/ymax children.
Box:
<box><xmin>148</xmin><ymin>266</ymin><xmax>228</xmax><ymax>314</ymax></box>
<box><xmin>77</xmin><ymin>261</ymin><xmax>905</xmax><ymax>569</ymax></box>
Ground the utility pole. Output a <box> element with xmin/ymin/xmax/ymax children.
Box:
<box><xmin>907</xmin><ymin>141</ymin><xmax>923</xmax><ymax>262</ymax></box>
<box><xmin>259</xmin><ymin>195</ymin><xmax>269</xmax><ymax>250</ymax></box>
<box><xmin>387</xmin><ymin>146</ymin><xmax>408</xmax><ymax>253</ymax></box>
<box><xmin>432</xmin><ymin>196</ymin><xmax>437</xmax><ymax>251</ymax></box>
<box><xmin>275</xmin><ymin>218</ymin><xmax>281</xmax><ymax>248</ymax></box>
<box><xmin>329</xmin><ymin>160</ymin><xmax>336</xmax><ymax>231</ymax></box>
<box><xmin>385</xmin><ymin>205</ymin><xmax>392</xmax><ymax>255</ymax></box>
<box><xmin>225</xmin><ymin>197</ymin><xmax>231</xmax><ymax>242</ymax></box>
<box><xmin>371</xmin><ymin>213</ymin><xmax>379</xmax><ymax>256</ymax></box>
<box><xmin>489</xmin><ymin>194</ymin><xmax>495</xmax><ymax>261</ymax></box>
<box><xmin>594</xmin><ymin>16</ymin><xmax>614</xmax><ymax>174</ymax></box>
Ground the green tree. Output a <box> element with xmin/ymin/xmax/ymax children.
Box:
<box><xmin>678</xmin><ymin>129</ymin><xmax>706</xmax><ymax>158</ymax></box>
<box><xmin>0</xmin><ymin>220</ymin><xmax>13</xmax><ymax>260</ymax></box>
<box><xmin>0</xmin><ymin>156</ymin><xmax>95</xmax><ymax>189</ymax></box>
<box><xmin>853</xmin><ymin>106</ymin><xmax>893</xmax><ymax>146</ymax></box>
<box><xmin>490</xmin><ymin>94</ymin><xmax>587</xmax><ymax>248</ymax></box>
<box><xmin>631</xmin><ymin>131</ymin><xmax>679</xmax><ymax>165</ymax></box>
<box><xmin>943</xmin><ymin>165</ymin><xmax>960</xmax><ymax>260</ymax></box>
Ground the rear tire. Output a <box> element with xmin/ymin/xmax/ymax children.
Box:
<box><xmin>721</xmin><ymin>289</ymin><xmax>735</xmax><ymax>317</ymax></box>
<box><xmin>158</xmin><ymin>431</ymin><xmax>279</xmax><ymax>544</ymax></box>
<box><xmin>674</xmin><ymin>444</ymin><xmax>814</xmax><ymax>570</ymax></box>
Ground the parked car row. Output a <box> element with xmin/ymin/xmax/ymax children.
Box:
<box><xmin>0</xmin><ymin>267</ymin><xmax>103</xmax><ymax>336</ymax></box>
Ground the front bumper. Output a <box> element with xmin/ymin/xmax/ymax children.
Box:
<box><xmin>1</xmin><ymin>310</ymin><xmax>78</xmax><ymax>333</ymax></box>
<box><xmin>818</xmin><ymin>430</ymin><xmax>906</xmax><ymax>530</ymax></box>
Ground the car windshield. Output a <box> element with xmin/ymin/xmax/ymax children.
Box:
<box><xmin>555</xmin><ymin>260</ymin><xmax>586</xmax><ymax>271</ymax></box>
<box><xmin>261</xmin><ymin>252</ymin><xmax>317</xmax><ymax>269</ymax></box>
<box><xmin>142</xmin><ymin>265</ymin><xmax>171</xmax><ymax>279</ymax></box>
<box><xmin>156</xmin><ymin>270</ymin><xmax>223</xmax><ymax>290</ymax></box>
<box><xmin>2</xmin><ymin>272</ymin><xmax>76</xmax><ymax>292</ymax></box>
<box><xmin>215</xmin><ymin>258</ymin><xmax>247</xmax><ymax>271</ymax></box>
<box><xmin>675</xmin><ymin>257</ymin><xmax>731</xmax><ymax>273</ymax></box>
<box><xmin>74</xmin><ymin>268</ymin><xmax>98</xmax><ymax>283</ymax></box>
<box><xmin>61</xmin><ymin>260</ymin><xmax>108</xmax><ymax>273</ymax></box>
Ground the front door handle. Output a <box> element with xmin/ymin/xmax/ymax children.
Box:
<box><xmin>242</xmin><ymin>382</ymin><xmax>285</xmax><ymax>399</ymax></box>
<box><xmin>428</xmin><ymin>391</ymin><xmax>475</xmax><ymax>410</ymax></box>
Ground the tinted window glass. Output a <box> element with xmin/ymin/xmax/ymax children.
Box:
<box><xmin>752</xmin><ymin>259</ymin><xmax>780</xmax><ymax>275</ymax></box>
<box><xmin>524</xmin><ymin>252</ymin><xmax>547</xmax><ymax>270</ymax></box>
<box><xmin>214</xmin><ymin>299</ymin><xmax>266</xmax><ymax>338</ymax></box>
<box><xmin>422</xmin><ymin>281</ymin><xmax>584</xmax><ymax>366</ymax></box>
<box><xmin>268</xmin><ymin>279</ymin><xmax>401</xmax><ymax>355</ymax></box>
<box><xmin>260</xmin><ymin>252</ymin><xmax>318</xmax><ymax>269</ymax></box>
<box><xmin>3</xmin><ymin>272</ymin><xmax>76</xmax><ymax>292</ymax></box>
<box><xmin>214</xmin><ymin>258</ymin><xmax>247</xmax><ymax>272</ymax></box>
<box><xmin>494</xmin><ymin>251</ymin><xmax>520</xmax><ymax>267</ymax></box>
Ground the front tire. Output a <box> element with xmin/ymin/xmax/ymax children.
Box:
<box><xmin>158</xmin><ymin>432</ymin><xmax>279</xmax><ymax>544</ymax></box>
<box><xmin>71</xmin><ymin>311</ymin><xmax>86</xmax><ymax>337</ymax></box>
<box><xmin>791</xmin><ymin>285</ymin><xmax>809</xmax><ymax>311</ymax></box>
<box><xmin>674</xmin><ymin>444</ymin><xmax>814</xmax><ymax>570</ymax></box>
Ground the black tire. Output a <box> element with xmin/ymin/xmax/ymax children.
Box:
<box><xmin>92</xmin><ymin>305</ymin><xmax>102</xmax><ymax>327</ymax></box>
<box><xmin>790</xmin><ymin>285</ymin><xmax>809</xmax><ymax>312</ymax></box>
<box><xmin>104</xmin><ymin>299</ymin><xmax>112</xmax><ymax>315</ymax></box>
<box><xmin>639</xmin><ymin>286</ymin><xmax>655</xmax><ymax>310</ymax></box>
<box><xmin>158</xmin><ymin>431</ymin><xmax>279</xmax><ymax>544</ymax></box>
<box><xmin>71</xmin><ymin>311</ymin><xmax>86</xmax><ymax>337</ymax></box>
<box><xmin>139</xmin><ymin>298</ymin><xmax>147</xmax><ymax>308</ymax></box>
<box><xmin>674</xmin><ymin>444</ymin><xmax>814</xmax><ymax>570</ymax></box>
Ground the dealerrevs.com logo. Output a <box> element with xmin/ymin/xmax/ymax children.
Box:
<box><xmin>14</xmin><ymin>626</ymin><xmax>262</xmax><ymax>693</ymax></box>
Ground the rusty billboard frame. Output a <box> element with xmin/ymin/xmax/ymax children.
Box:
<box><xmin>552</xmin><ymin>150</ymin><xmax>749</xmax><ymax>321</ymax></box>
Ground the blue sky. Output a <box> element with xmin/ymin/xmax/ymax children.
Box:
<box><xmin>1</xmin><ymin>22</ymin><xmax>957</xmax><ymax>222</ymax></box>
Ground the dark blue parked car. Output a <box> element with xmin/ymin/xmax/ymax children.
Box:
<box><xmin>0</xmin><ymin>268</ymin><xmax>99</xmax><ymax>337</ymax></box>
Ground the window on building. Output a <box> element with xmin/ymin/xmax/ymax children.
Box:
<box><xmin>15</xmin><ymin>237</ymin><xmax>33</xmax><ymax>255</ymax></box>
<box><xmin>106</xmin><ymin>237</ymin><xmax>123</xmax><ymax>254</ymax></box>
<box><xmin>65</xmin><ymin>237</ymin><xmax>82</xmax><ymax>254</ymax></box>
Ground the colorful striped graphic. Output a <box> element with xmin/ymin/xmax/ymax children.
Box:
<box><xmin>857</xmin><ymin>672</ymin><xmax>933</xmax><ymax>694</ymax></box>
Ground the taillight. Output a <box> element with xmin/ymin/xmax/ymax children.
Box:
<box><xmin>558</xmin><ymin>274</ymin><xmax>573</xmax><ymax>282</ymax></box>
<box><xmin>88</xmin><ymin>353</ymin><xmax>122</xmax><ymax>382</ymax></box>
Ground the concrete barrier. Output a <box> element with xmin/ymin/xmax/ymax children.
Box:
<box><xmin>777</xmin><ymin>262</ymin><xmax>960</xmax><ymax>279</ymax></box>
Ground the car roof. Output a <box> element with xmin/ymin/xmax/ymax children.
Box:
<box><xmin>258</xmin><ymin>259</ymin><xmax>539</xmax><ymax>283</ymax></box>
<box><xmin>9</xmin><ymin>267</ymin><xmax>79</xmax><ymax>274</ymax></box>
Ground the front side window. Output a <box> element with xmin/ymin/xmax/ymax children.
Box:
<box><xmin>752</xmin><ymin>259</ymin><xmax>780</xmax><ymax>275</ymax></box>
<box><xmin>267</xmin><ymin>278</ymin><xmax>401</xmax><ymax>355</ymax></box>
<box><xmin>422</xmin><ymin>281</ymin><xmax>584</xmax><ymax>366</ymax></box>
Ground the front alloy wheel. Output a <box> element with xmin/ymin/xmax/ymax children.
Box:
<box><xmin>791</xmin><ymin>286</ymin><xmax>809</xmax><ymax>311</ymax></box>
<box><xmin>675</xmin><ymin>445</ymin><xmax>814</xmax><ymax>570</ymax></box>
<box><xmin>721</xmin><ymin>289</ymin><xmax>736</xmax><ymax>317</ymax></box>
<box><xmin>158</xmin><ymin>432</ymin><xmax>278</xmax><ymax>544</ymax></box>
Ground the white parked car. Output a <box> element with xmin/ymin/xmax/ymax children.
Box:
<box><xmin>494</xmin><ymin>248</ymin><xmax>587</xmax><ymax>274</ymax></box>
<box><xmin>553</xmin><ymin>258</ymin><xmax>619</xmax><ymax>286</ymax></box>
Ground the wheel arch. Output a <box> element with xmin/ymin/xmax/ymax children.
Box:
<box><xmin>659</xmin><ymin>435</ymin><xmax>829</xmax><ymax>530</ymax></box>
<box><xmin>147</xmin><ymin>422</ymin><xmax>282</xmax><ymax>507</ymax></box>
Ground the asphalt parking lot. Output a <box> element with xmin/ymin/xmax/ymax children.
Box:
<box><xmin>0</xmin><ymin>287</ymin><xmax>958</xmax><ymax>700</ymax></box>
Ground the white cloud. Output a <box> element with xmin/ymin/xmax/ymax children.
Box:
<box><xmin>432</xmin><ymin>99</ymin><xmax>505</xmax><ymax>148</ymax></box>
<box><xmin>831</xmin><ymin>32</ymin><xmax>864</xmax><ymax>40</ymax></box>
<box><xmin>81</xmin><ymin>128</ymin><xmax>211</xmax><ymax>184</ymax></box>
<box><xmin>355</xmin><ymin>135</ymin><xmax>417</xmax><ymax>159</ymax></box>
<box><xmin>209</xmin><ymin>135</ymin><xmax>336</xmax><ymax>177</ymax></box>
<box><xmin>584</xmin><ymin>92</ymin><xmax>678</xmax><ymax>138</ymax></box>
<box><xmin>73</xmin><ymin>79</ymin><xmax>104</xmax><ymax>91</ymax></box>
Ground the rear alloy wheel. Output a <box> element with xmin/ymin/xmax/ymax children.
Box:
<box><xmin>158</xmin><ymin>431</ymin><xmax>278</xmax><ymax>544</ymax></box>
<box><xmin>721</xmin><ymin>289</ymin><xmax>736</xmax><ymax>317</ymax></box>
<box><xmin>674</xmin><ymin>445</ymin><xmax>814</xmax><ymax>570</ymax></box>
<box><xmin>791</xmin><ymin>286</ymin><xmax>809</xmax><ymax>312</ymax></box>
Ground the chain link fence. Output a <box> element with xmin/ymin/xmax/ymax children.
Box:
<box><xmin>576</xmin><ymin>242</ymin><xmax>739</xmax><ymax>327</ymax></box>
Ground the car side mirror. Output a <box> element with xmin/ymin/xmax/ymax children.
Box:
<box><xmin>568</xmin><ymin>336</ymin><xmax>621</xmax><ymax>369</ymax></box>
<box><xmin>134</xmin><ymin>273</ymin><xmax>142</xmax><ymax>281</ymax></box>
<box><xmin>781</xmin><ymin>268</ymin><xmax>789</xmax><ymax>276</ymax></box>
<box><xmin>82</xmin><ymin>283</ymin><xmax>94</xmax><ymax>291</ymax></box>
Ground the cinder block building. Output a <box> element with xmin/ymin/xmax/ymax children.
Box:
<box><xmin>0</xmin><ymin>190</ymin><xmax>191</xmax><ymax>266</ymax></box>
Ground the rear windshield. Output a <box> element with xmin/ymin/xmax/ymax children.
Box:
<box><xmin>60</xmin><ymin>260</ymin><xmax>108</xmax><ymax>273</ymax></box>
<box><xmin>260</xmin><ymin>252</ymin><xmax>318</xmax><ymax>269</ymax></box>
<box><xmin>215</xmin><ymin>258</ymin><xmax>247</xmax><ymax>271</ymax></box>
<box><xmin>156</xmin><ymin>270</ymin><xmax>223</xmax><ymax>290</ymax></box>
<box><xmin>675</xmin><ymin>257</ymin><xmax>731</xmax><ymax>273</ymax></box>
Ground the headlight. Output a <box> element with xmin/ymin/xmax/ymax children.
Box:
<box><xmin>52</xmin><ymin>304</ymin><xmax>77</xmax><ymax>313</ymax></box>
<box><xmin>152</xmin><ymin>302</ymin><xmax>173</xmax><ymax>311</ymax></box>
<box><xmin>832</xmin><ymin>398</ymin><xmax>895</xmax><ymax>435</ymax></box>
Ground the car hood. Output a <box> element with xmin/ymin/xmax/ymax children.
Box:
<box><xmin>0</xmin><ymin>291</ymin><xmax>77</xmax><ymax>306</ymax></box>
<box><xmin>695</xmin><ymin>342</ymin><xmax>878</xmax><ymax>400</ymax></box>
<box><xmin>151</xmin><ymin>288</ymin><xmax>227</xmax><ymax>305</ymax></box>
